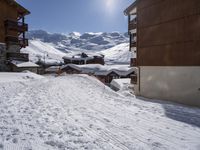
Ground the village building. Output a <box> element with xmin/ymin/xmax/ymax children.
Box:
<box><xmin>0</xmin><ymin>0</ymin><xmax>38</xmax><ymax>72</ymax></box>
<box><xmin>60</xmin><ymin>64</ymin><xmax>81</xmax><ymax>74</ymax></box>
<box><xmin>61</xmin><ymin>64</ymin><xmax>135</xmax><ymax>84</ymax></box>
<box><xmin>63</xmin><ymin>52</ymin><xmax>105</xmax><ymax>65</ymax></box>
<box><xmin>124</xmin><ymin>0</ymin><xmax>200</xmax><ymax>107</ymax></box>
<box><xmin>10</xmin><ymin>60</ymin><xmax>39</xmax><ymax>73</ymax></box>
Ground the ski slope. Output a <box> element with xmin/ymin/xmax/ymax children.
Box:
<box><xmin>101</xmin><ymin>43</ymin><xmax>132</xmax><ymax>64</ymax></box>
<box><xmin>0</xmin><ymin>73</ymin><xmax>200</xmax><ymax>150</ymax></box>
<box><xmin>21</xmin><ymin>40</ymin><xmax>66</xmax><ymax>64</ymax></box>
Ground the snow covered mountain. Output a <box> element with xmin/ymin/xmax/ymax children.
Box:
<box><xmin>22</xmin><ymin>30</ymin><xmax>130</xmax><ymax>64</ymax></box>
<box><xmin>27</xmin><ymin>30</ymin><xmax>129</xmax><ymax>51</ymax></box>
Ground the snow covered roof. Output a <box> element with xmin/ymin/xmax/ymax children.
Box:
<box><xmin>45</xmin><ymin>66</ymin><xmax>60</xmax><ymax>72</ymax></box>
<box><xmin>63</xmin><ymin>52</ymin><xmax>104</xmax><ymax>61</ymax></box>
<box><xmin>61</xmin><ymin>64</ymin><xmax>82</xmax><ymax>71</ymax></box>
<box><xmin>61</xmin><ymin>64</ymin><xmax>135</xmax><ymax>76</ymax></box>
<box><xmin>63</xmin><ymin>56</ymin><xmax>94</xmax><ymax>61</ymax></box>
<box><xmin>11</xmin><ymin>60</ymin><xmax>39</xmax><ymax>68</ymax></box>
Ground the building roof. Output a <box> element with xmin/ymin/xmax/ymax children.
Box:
<box><xmin>11</xmin><ymin>60</ymin><xmax>39</xmax><ymax>68</ymax></box>
<box><xmin>124</xmin><ymin>1</ymin><xmax>137</xmax><ymax>16</ymax></box>
<box><xmin>61</xmin><ymin>64</ymin><xmax>82</xmax><ymax>71</ymax></box>
<box><xmin>5</xmin><ymin>0</ymin><xmax>30</xmax><ymax>15</ymax></box>
<box><xmin>63</xmin><ymin>52</ymin><xmax>104</xmax><ymax>61</ymax></box>
<box><xmin>61</xmin><ymin>64</ymin><xmax>136</xmax><ymax>76</ymax></box>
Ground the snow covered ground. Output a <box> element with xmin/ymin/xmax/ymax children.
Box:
<box><xmin>0</xmin><ymin>73</ymin><xmax>200</xmax><ymax>150</ymax></box>
<box><xmin>0</xmin><ymin>71</ymin><xmax>43</xmax><ymax>83</ymax></box>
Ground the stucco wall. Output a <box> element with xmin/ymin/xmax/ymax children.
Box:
<box><xmin>135</xmin><ymin>66</ymin><xmax>200</xmax><ymax>107</ymax></box>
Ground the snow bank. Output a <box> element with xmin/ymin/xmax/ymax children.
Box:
<box><xmin>0</xmin><ymin>72</ymin><xmax>44</xmax><ymax>83</ymax></box>
<box><xmin>110</xmin><ymin>78</ymin><xmax>131</xmax><ymax>91</ymax></box>
<box><xmin>1</xmin><ymin>74</ymin><xmax>200</xmax><ymax>150</ymax></box>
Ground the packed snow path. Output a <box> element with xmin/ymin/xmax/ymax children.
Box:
<box><xmin>0</xmin><ymin>75</ymin><xmax>200</xmax><ymax>150</ymax></box>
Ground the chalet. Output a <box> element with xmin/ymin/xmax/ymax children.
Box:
<box><xmin>63</xmin><ymin>52</ymin><xmax>105</xmax><ymax>65</ymax></box>
<box><xmin>10</xmin><ymin>60</ymin><xmax>39</xmax><ymax>73</ymax></box>
<box><xmin>0</xmin><ymin>0</ymin><xmax>37</xmax><ymax>72</ymax></box>
<box><xmin>95</xmin><ymin>71</ymin><xmax>120</xmax><ymax>84</ymax></box>
<box><xmin>124</xmin><ymin>0</ymin><xmax>200</xmax><ymax>107</ymax></box>
<box><xmin>61</xmin><ymin>64</ymin><xmax>81</xmax><ymax>74</ymax></box>
<box><xmin>61</xmin><ymin>64</ymin><xmax>135</xmax><ymax>84</ymax></box>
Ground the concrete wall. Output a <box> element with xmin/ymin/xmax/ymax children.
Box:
<box><xmin>135</xmin><ymin>66</ymin><xmax>200</xmax><ymax>107</ymax></box>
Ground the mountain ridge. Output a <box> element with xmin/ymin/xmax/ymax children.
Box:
<box><xmin>22</xmin><ymin>30</ymin><xmax>130</xmax><ymax>65</ymax></box>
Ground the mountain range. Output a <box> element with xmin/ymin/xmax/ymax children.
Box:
<box><xmin>22</xmin><ymin>30</ymin><xmax>131</xmax><ymax>65</ymax></box>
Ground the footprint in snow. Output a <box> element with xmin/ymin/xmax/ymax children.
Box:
<box><xmin>12</xmin><ymin>138</ymin><xmax>18</xmax><ymax>144</ymax></box>
<box><xmin>152</xmin><ymin>142</ymin><xmax>167</xmax><ymax>150</ymax></box>
<box><xmin>0</xmin><ymin>144</ymin><xmax>3</xmax><ymax>150</ymax></box>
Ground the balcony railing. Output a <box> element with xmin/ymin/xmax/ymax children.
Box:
<box><xmin>5</xmin><ymin>20</ymin><xmax>28</xmax><ymax>32</ymax></box>
<box><xmin>129</xmin><ymin>19</ymin><xmax>137</xmax><ymax>31</ymax></box>
<box><xmin>19</xmin><ymin>38</ymin><xmax>28</xmax><ymax>48</ymax></box>
<box><xmin>7</xmin><ymin>52</ymin><xmax>29</xmax><ymax>61</ymax></box>
<box><xmin>5</xmin><ymin>36</ymin><xmax>28</xmax><ymax>48</ymax></box>
<box><xmin>130</xmin><ymin>41</ymin><xmax>136</xmax><ymax>47</ymax></box>
<box><xmin>130</xmin><ymin>58</ymin><xmax>137</xmax><ymax>67</ymax></box>
<box><xmin>131</xmin><ymin>75</ymin><xmax>137</xmax><ymax>84</ymax></box>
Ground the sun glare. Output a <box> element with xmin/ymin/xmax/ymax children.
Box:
<box><xmin>105</xmin><ymin>0</ymin><xmax>116</xmax><ymax>13</ymax></box>
<box><xmin>105</xmin><ymin>0</ymin><xmax>115</xmax><ymax>8</ymax></box>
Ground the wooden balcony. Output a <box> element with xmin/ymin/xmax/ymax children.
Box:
<box><xmin>5</xmin><ymin>36</ymin><xmax>28</xmax><ymax>48</ymax></box>
<box><xmin>6</xmin><ymin>52</ymin><xmax>29</xmax><ymax>61</ymax></box>
<box><xmin>5</xmin><ymin>20</ymin><xmax>28</xmax><ymax>32</ymax></box>
<box><xmin>19</xmin><ymin>38</ymin><xmax>28</xmax><ymax>48</ymax></box>
<box><xmin>130</xmin><ymin>41</ymin><xmax>136</xmax><ymax>47</ymax></box>
<box><xmin>130</xmin><ymin>58</ymin><xmax>137</xmax><ymax>67</ymax></box>
<box><xmin>128</xmin><ymin>20</ymin><xmax>137</xmax><ymax>31</ymax></box>
<box><xmin>131</xmin><ymin>75</ymin><xmax>137</xmax><ymax>84</ymax></box>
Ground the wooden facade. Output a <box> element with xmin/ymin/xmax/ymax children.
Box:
<box><xmin>125</xmin><ymin>0</ymin><xmax>200</xmax><ymax>67</ymax></box>
<box><xmin>0</xmin><ymin>0</ymin><xmax>30</xmax><ymax>71</ymax></box>
<box><xmin>0</xmin><ymin>0</ymin><xmax>30</xmax><ymax>49</ymax></box>
<box><xmin>124</xmin><ymin>0</ymin><xmax>200</xmax><ymax>107</ymax></box>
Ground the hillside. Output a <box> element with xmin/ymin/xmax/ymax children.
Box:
<box><xmin>21</xmin><ymin>30</ymin><xmax>130</xmax><ymax>65</ymax></box>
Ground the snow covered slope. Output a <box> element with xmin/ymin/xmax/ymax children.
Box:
<box><xmin>0</xmin><ymin>74</ymin><xmax>200</xmax><ymax>150</ymax></box>
<box><xmin>22</xmin><ymin>40</ymin><xmax>66</xmax><ymax>64</ymax></box>
<box><xmin>101</xmin><ymin>43</ymin><xmax>131</xmax><ymax>64</ymax></box>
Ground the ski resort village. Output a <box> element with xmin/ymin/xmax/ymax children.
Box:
<box><xmin>0</xmin><ymin>0</ymin><xmax>200</xmax><ymax>149</ymax></box>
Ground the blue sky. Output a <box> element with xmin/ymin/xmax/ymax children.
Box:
<box><xmin>17</xmin><ymin>0</ymin><xmax>133</xmax><ymax>34</ymax></box>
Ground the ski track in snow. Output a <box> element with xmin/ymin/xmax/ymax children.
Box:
<box><xmin>0</xmin><ymin>75</ymin><xmax>200</xmax><ymax>150</ymax></box>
